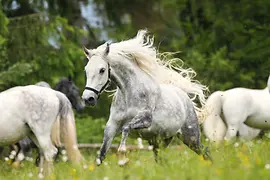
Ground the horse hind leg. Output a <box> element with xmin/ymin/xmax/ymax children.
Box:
<box><xmin>148</xmin><ymin>138</ymin><xmax>160</xmax><ymax>163</ymax></box>
<box><xmin>180</xmin><ymin>118</ymin><xmax>212</xmax><ymax>161</ymax></box>
<box><xmin>148</xmin><ymin>137</ymin><xmax>173</xmax><ymax>164</ymax></box>
<box><xmin>28</xmin><ymin>125</ymin><xmax>58</xmax><ymax>176</ymax></box>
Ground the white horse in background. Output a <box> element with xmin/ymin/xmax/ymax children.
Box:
<box><xmin>82</xmin><ymin>30</ymin><xmax>211</xmax><ymax>165</ymax></box>
<box><xmin>0</xmin><ymin>85</ymin><xmax>83</xmax><ymax>176</ymax></box>
<box><xmin>203</xmin><ymin>76</ymin><xmax>270</xmax><ymax>142</ymax></box>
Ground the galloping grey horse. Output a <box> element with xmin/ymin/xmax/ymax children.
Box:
<box><xmin>82</xmin><ymin>30</ymin><xmax>211</xmax><ymax>165</ymax></box>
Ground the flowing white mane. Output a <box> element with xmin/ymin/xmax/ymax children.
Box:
<box><xmin>96</xmin><ymin>30</ymin><xmax>208</xmax><ymax>111</ymax></box>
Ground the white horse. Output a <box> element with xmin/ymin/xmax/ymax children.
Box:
<box><xmin>0</xmin><ymin>85</ymin><xmax>83</xmax><ymax>176</ymax></box>
<box><xmin>203</xmin><ymin>76</ymin><xmax>270</xmax><ymax>142</ymax></box>
<box><xmin>82</xmin><ymin>30</ymin><xmax>211</xmax><ymax>165</ymax></box>
<box><xmin>7</xmin><ymin>78</ymin><xmax>85</xmax><ymax>167</ymax></box>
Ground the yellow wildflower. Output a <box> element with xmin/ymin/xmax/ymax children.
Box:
<box><xmin>89</xmin><ymin>164</ymin><xmax>95</xmax><ymax>171</ymax></box>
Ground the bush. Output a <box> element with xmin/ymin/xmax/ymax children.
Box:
<box><xmin>75</xmin><ymin>116</ymin><xmax>107</xmax><ymax>143</ymax></box>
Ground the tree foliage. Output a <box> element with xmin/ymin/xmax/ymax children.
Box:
<box><xmin>0</xmin><ymin>0</ymin><xmax>270</xmax><ymax>119</ymax></box>
<box><xmin>93</xmin><ymin>0</ymin><xmax>270</xmax><ymax>91</ymax></box>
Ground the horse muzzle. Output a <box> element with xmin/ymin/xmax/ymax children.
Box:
<box><xmin>84</xmin><ymin>96</ymin><xmax>97</xmax><ymax>106</ymax></box>
<box><xmin>82</xmin><ymin>90</ymin><xmax>97</xmax><ymax>106</ymax></box>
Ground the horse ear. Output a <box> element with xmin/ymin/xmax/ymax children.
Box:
<box><xmin>83</xmin><ymin>46</ymin><xmax>91</xmax><ymax>57</ymax></box>
<box><xmin>104</xmin><ymin>42</ymin><xmax>110</xmax><ymax>56</ymax></box>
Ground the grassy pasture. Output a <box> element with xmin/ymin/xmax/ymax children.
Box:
<box><xmin>1</xmin><ymin>139</ymin><xmax>270</xmax><ymax>180</ymax></box>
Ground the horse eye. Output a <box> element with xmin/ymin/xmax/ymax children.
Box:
<box><xmin>99</xmin><ymin>68</ymin><xmax>105</xmax><ymax>74</ymax></box>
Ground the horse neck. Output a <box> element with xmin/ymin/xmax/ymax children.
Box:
<box><xmin>110</xmin><ymin>59</ymin><xmax>155</xmax><ymax>97</ymax></box>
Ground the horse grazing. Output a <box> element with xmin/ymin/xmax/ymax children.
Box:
<box><xmin>9</xmin><ymin>77</ymin><xmax>85</xmax><ymax>167</ymax></box>
<box><xmin>82</xmin><ymin>30</ymin><xmax>211</xmax><ymax>165</ymax></box>
<box><xmin>203</xmin><ymin>75</ymin><xmax>270</xmax><ymax>142</ymax></box>
<box><xmin>0</xmin><ymin>85</ymin><xmax>83</xmax><ymax>176</ymax></box>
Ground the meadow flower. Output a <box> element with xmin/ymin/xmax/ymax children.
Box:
<box><xmin>70</xmin><ymin>168</ymin><xmax>77</xmax><ymax>176</ymax></box>
<box><xmin>61</xmin><ymin>149</ymin><xmax>67</xmax><ymax>155</ymax></box>
<box><xmin>28</xmin><ymin>172</ymin><xmax>33</xmax><ymax>178</ymax></box>
<box><xmin>88</xmin><ymin>164</ymin><xmax>95</xmax><ymax>171</ymax></box>
<box><xmin>62</xmin><ymin>155</ymin><xmax>68</xmax><ymax>162</ymax></box>
<box><xmin>11</xmin><ymin>150</ymin><xmax>17</xmax><ymax>156</ymax></box>
<box><xmin>199</xmin><ymin>155</ymin><xmax>204</xmax><ymax>161</ymax></box>
<box><xmin>234</xmin><ymin>143</ymin><xmax>239</xmax><ymax>148</ymax></box>
<box><xmin>7</xmin><ymin>159</ymin><xmax>12</xmax><ymax>164</ymax></box>
<box><xmin>9</xmin><ymin>154</ymin><xmax>15</xmax><ymax>159</ymax></box>
<box><xmin>17</xmin><ymin>153</ymin><xmax>25</xmax><ymax>161</ymax></box>
<box><xmin>241</xmin><ymin>144</ymin><xmax>247</xmax><ymax>152</ymax></box>
<box><xmin>237</xmin><ymin>152</ymin><xmax>250</xmax><ymax>169</ymax></box>
<box><xmin>135</xmin><ymin>160</ymin><xmax>141</xmax><ymax>166</ymax></box>
<box><xmin>104</xmin><ymin>177</ymin><xmax>109</xmax><ymax>180</ymax></box>
<box><xmin>28</xmin><ymin>157</ymin><xmax>34</xmax><ymax>162</ymax></box>
<box><xmin>265</xmin><ymin>164</ymin><xmax>270</xmax><ymax>169</ymax></box>
<box><xmin>256</xmin><ymin>158</ymin><xmax>261</xmax><ymax>165</ymax></box>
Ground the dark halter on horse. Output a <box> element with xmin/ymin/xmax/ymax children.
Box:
<box><xmin>84</xmin><ymin>64</ymin><xmax>111</xmax><ymax>98</ymax></box>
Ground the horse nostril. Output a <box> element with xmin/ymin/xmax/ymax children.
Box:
<box><xmin>85</xmin><ymin>96</ymin><xmax>96</xmax><ymax>106</ymax></box>
<box><xmin>88</xmin><ymin>97</ymin><xmax>95</xmax><ymax>103</ymax></box>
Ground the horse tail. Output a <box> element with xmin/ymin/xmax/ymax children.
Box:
<box><xmin>54</xmin><ymin>92</ymin><xmax>83</xmax><ymax>164</ymax></box>
<box><xmin>202</xmin><ymin>91</ymin><xmax>226</xmax><ymax>142</ymax></box>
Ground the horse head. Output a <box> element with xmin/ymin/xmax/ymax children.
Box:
<box><xmin>82</xmin><ymin>43</ymin><xmax>111</xmax><ymax>106</ymax></box>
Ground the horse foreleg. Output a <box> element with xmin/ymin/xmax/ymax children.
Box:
<box><xmin>96</xmin><ymin>121</ymin><xmax>119</xmax><ymax>166</ymax></box>
<box><xmin>224</xmin><ymin>124</ymin><xmax>238</xmax><ymax>141</ymax></box>
<box><xmin>117</xmin><ymin>130</ymin><xmax>130</xmax><ymax>166</ymax></box>
<box><xmin>181</xmin><ymin>118</ymin><xmax>212</xmax><ymax>162</ymax></box>
<box><xmin>118</xmin><ymin>110</ymin><xmax>152</xmax><ymax>165</ymax></box>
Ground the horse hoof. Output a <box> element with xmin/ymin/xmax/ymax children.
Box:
<box><xmin>118</xmin><ymin>158</ymin><xmax>129</xmax><ymax>166</ymax></box>
<box><xmin>12</xmin><ymin>161</ymin><xmax>20</xmax><ymax>168</ymax></box>
<box><xmin>96</xmin><ymin>158</ymin><xmax>102</xmax><ymax>166</ymax></box>
<box><xmin>38</xmin><ymin>172</ymin><xmax>44</xmax><ymax>179</ymax></box>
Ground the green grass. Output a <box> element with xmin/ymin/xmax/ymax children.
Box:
<box><xmin>1</xmin><ymin>139</ymin><xmax>270</xmax><ymax>180</ymax></box>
